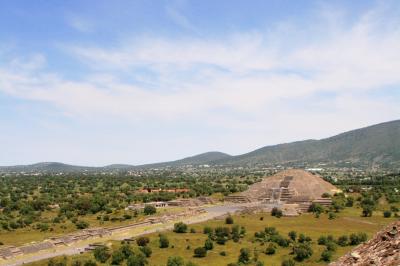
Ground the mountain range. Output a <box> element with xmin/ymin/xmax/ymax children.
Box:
<box><xmin>1</xmin><ymin>120</ymin><xmax>399</xmax><ymax>172</ymax></box>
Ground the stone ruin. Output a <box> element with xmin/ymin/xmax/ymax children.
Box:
<box><xmin>225</xmin><ymin>169</ymin><xmax>340</xmax><ymax>215</ymax></box>
<box><xmin>330</xmin><ymin>220</ymin><xmax>400</xmax><ymax>266</ymax></box>
<box><xmin>0</xmin><ymin>208</ymin><xmax>207</xmax><ymax>260</ymax></box>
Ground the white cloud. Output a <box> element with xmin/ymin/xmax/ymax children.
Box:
<box><xmin>0</xmin><ymin>3</ymin><xmax>399</xmax><ymax>147</ymax></box>
<box><xmin>165</xmin><ymin>0</ymin><xmax>197</xmax><ymax>32</ymax></box>
<box><xmin>67</xmin><ymin>15</ymin><xmax>94</xmax><ymax>33</ymax></box>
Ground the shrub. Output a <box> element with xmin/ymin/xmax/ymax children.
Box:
<box><xmin>204</xmin><ymin>238</ymin><xmax>213</xmax><ymax>250</ymax></box>
<box><xmin>265</xmin><ymin>243</ymin><xmax>276</xmax><ymax>255</ymax></box>
<box><xmin>325</xmin><ymin>241</ymin><xmax>337</xmax><ymax>252</ymax></box>
<box><xmin>126</xmin><ymin>253</ymin><xmax>147</xmax><ymax>266</ymax></box>
<box><xmin>328</xmin><ymin>212</ymin><xmax>336</xmax><ymax>220</ymax></box>
<box><xmin>265</xmin><ymin>227</ymin><xmax>278</xmax><ymax>236</ymax></box>
<box><xmin>136</xmin><ymin>236</ymin><xmax>150</xmax><ymax>246</ymax></box>
<box><xmin>93</xmin><ymin>246</ymin><xmax>110</xmax><ymax>263</ymax></box>
<box><xmin>140</xmin><ymin>246</ymin><xmax>152</xmax><ymax>258</ymax></box>
<box><xmin>190</xmin><ymin>228</ymin><xmax>196</xmax><ymax>233</ymax></box>
<box><xmin>159</xmin><ymin>234</ymin><xmax>170</xmax><ymax>248</ymax></box>
<box><xmin>225</xmin><ymin>215</ymin><xmax>234</xmax><ymax>224</ymax></box>
<box><xmin>203</xmin><ymin>226</ymin><xmax>212</xmax><ymax>234</ymax></box>
<box><xmin>293</xmin><ymin>243</ymin><xmax>313</xmax><ymax>261</ymax></box>
<box><xmin>346</xmin><ymin>197</ymin><xmax>354</xmax><ymax>207</ymax></box>
<box><xmin>391</xmin><ymin>206</ymin><xmax>399</xmax><ymax>212</ymax></box>
<box><xmin>336</xmin><ymin>235</ymin><xmax>349</xmax><ymax>247</ymax></box>
<box><xmin>193</xmin><ymin>247</ymin><xmax>207</xmax><ymax>257</ymax></box>
<box><xmin>298</xmin><ymin>234</ymin><xmax>311</xmax><ymax>243</ymax></box>
<box><xmin>317</xmin><ymin>236</ymin><xmax>327</xmax><ymax>245</ymax></box>
<box><xmin>274</xmin><ymin>235</ymin><xmax>290</xmax><ymax>247</ymax></box>
<box><xmin>383</xmin><ymin>210</ymin><xmax>392</xmax><ymax>218</ymax></box>
<box><xmin>271</xmin><ymin>207</ymin><xmax>283</xmax><ymax>218</ymax></box>
<box><xmin>320</xmin><ymin>249</ymin><xmax>332</xmax><ymax>262</ymax></box>
<box><xmin>111</xmin><ymin>250</ymin><xmax>125</xmax><ymax>265</ymax></box>
<box><xmin>167</xmin><ymin>256</ymin><xmax>184</xmax><ymax>266</ymax></box>
<box><xmin>361</xmin><ymin>198</ymin><xmax>375</xmax><ymax>217</ymax></box>
<box><xmin>288</xmin><ymin>231</ymin><xmax>297</xmax><ymax>241</ymax></box>
<box><xmin>123</xmin><ymin>214</ymin><xmax>132</xmax><ymax>220</ymax></box>
<box><xmin>308</xmin><ymin>203</ymin><xmax>324</xmax><ymax>214</ymax></box>
<box><xmin>173</xmin><ymin>222</ymin><xmax>188</xmax><ymax>233</ymax></box>
<box><xmin>349</xmin><ymin>233</ymin><xmax>367</xmax><ymax>245</ymax></box>
<box><xmin>238</xmin><ymin>248</ymin><xmax>251</xmax><ymax>264</ymax></box>
<box><xmin>75</xmin><ymin>220</ymin><xmax>89</xmax><ymax>229</ymax></box>
<box><xmin>71</xmin><ymin>261</ymin><xmax>82</xmax><ymax>266</ymax></box>
<box><xmin>120</xmin><ymin>244</ymin><xmax>134</xmax><ymax>259</ymax></box>
<box><xmin>143</xmin><ymin>205</ymin><xmax>156</xmax><ymax>215</ymax></box>
<box><xmin>219</xmin><ymin>251</ymin><xmax>226</xmax><ymax>256</ymax></box>
<box><xmin>215</xmin><ymin>226</ymin><xmax>230</xmax><ymax>245</ymax></box>
<box><xmin>231</xmin><ymin>225</ymin><xmax>240</xmax><ymax>242</ymax></box>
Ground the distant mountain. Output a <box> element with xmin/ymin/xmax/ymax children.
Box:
<box><xmin>1</xmin><ymin>120</ymin><xmax>399</xmax><ymax>172</ymax></box>
<box><xmin>215</xmin><ymin>120</ymin><xmax>400</xmax><ymax>168</ymax></box>
<box><xmin>0</xmin><ymin>162</ymin><xmax>98</xmax><ymax>172</ymax></box>
<box><xmin>139</xmin><ymin>151</ymin><xmax>232</xmax><ymax>168</ymax></box>
<box><xmin>104</xmin><ymin>164</ymin><xmax>135</xmax><ymax>169</ymax></box>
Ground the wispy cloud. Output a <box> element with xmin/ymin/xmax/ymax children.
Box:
<box><xmin>165</xmin><ymin>1</ymin><xmax>197</xmax><ymax>32</ymax></box>
<box><xmin>67</xmin><ymin>15</ymin><xmax>94</xmax><ymax>33</ymax></box>
<box><xmin>1</xmin><ymin>3</ymin><xmax>399</xmax><ymax>134</ymax></box>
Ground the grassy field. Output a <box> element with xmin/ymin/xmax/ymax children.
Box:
<box><xmin>0</xmin><ymin>207</ymin><xmax>186</xmax><ymax>246</ymax></box>
<box><xmin>25</xmin><ymin>205</ymin><xmax>398</xmax><ymax>266</ymax></box>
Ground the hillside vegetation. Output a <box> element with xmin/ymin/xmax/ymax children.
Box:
<box><xmin>1</xmin><ymin>120</ymin><xmax>399</xmax><ymax>171</ymax></box>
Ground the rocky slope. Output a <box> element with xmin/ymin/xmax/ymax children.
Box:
<box><xmin>330</xmin><ymin>220</ymin><xmax>400</xmax><ymax>266</ymax></box>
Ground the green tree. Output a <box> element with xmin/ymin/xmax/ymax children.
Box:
<box><xmin>173</xmin><ymin>222</ymin><xmax>188</xmax><ymax>233</ymax></box>
<box><xmin>203</xmin><ymin>226</ymin><xmax>212</xmax><ymax>235</ymax></box>
<box><xmin>136</xmin><ymin>236</ymin><xmax>150</xmax><ymax>247</ymax></box>
<box><xmin>293</xmin><ymin>243</ymin><xmax>313</xmax><ymax>261</ymax></box>
<box><xmin>159</xmin><ymin>234</ymin><xmax>170</xmax><ymax>248</ymax></box>
<box><xmin>143</xmin><ymin>205</ymin><xmax>156</xmax><ymax>215</ymax></box>
<box><xmin>238</xmin><ymin>248</ymin><xmax>251</xmax><ymax>264</ymax></box>
<box><xmin>320</xmin><ymin>249</ymin><xmax>332</xmax><ymax>262</ymax></box>
<box><xmin>383</xmin><ymin>210</ymin><xmax>392</xmax><ymax>218</ymax></box>
<box><xmin>225</xmin><ymin>215</ymin><xmax>234</xmax><ymax>224</ymax></box>
<box><xmin>288</xmin><ymin>231</ymin><xmax>297</xmax><ymax>241</ymax></box>
<box><xmin>127</xmin><ymin>253</ymin><xmax>147</xmax><ymax>266</ymax></box>
<box><xmin>167</xmin><ymin>256</ymin><xmax>184</xmax><ymax>266</ymax></box>
<box><xmin>193</xmin><ymin>247</ymin><xmax>207</xmax><ymax>257</ymax></box>
<box><xmin>75</xmin><ymin>220</ymin><xmax>89</xmax><ymax>229</ymax></box>
<box><xmin>93</xmin><ymin>246</ymin><xmax>110</xmax><ymax>263</ymax></box>
<box><xmin>120</xmin><ymin>244</ymin><xmax>134</xmax><ymax>259</ymax></box>
<box><xmin>336</xmin><ymin>235</ymin><xmax>349</xmax><ymax>247</ymax></box>
<box><xmin>140</xmin><ymin>246</ymin><xmax>152</xmax><ymax>258</ymax></box>
<box><xmin>271</xmin><ymin>207</ymin><xmax>283</xmax><ymax>218</ymax></box>
<box><xmin>265</xmin><ymin>243</ymin><xmax>276</xmax><ymax>255</ymax></box>
<box><xmin>111</xmin><ymin>250</ymin><xmax>125</xmax><ymax>265</ymax></box>
<box><xmin>204</xmin><ymin>238</ymin><xmax>213</xmax><ymax>250</ymax></box>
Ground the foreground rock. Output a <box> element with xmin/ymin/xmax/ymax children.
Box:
<box><xmin>330</xmin><ymin>220</ymin><xmax>400</xmax><ymax>266</ymax></box>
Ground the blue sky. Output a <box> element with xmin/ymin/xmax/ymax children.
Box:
<box><xmin>0</xmin><ymin>0</ymin><xmax>399</xmax><ymax>166</ymax></box>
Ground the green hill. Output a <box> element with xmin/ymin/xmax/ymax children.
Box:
<box><xmin>1</xmin><ymin>120</ymin><xmax>399</xmax><ymax>172</ymax></box>
<box><xmin>217</xmin><ymin>120</ymin><xmax>400</xmax><ymax>168</ymax></box>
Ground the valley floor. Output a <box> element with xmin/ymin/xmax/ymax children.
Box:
<box><xmin>11</xmin><ymin>206</ymin><xmax>399</xmax><ymax>266</ymax></box>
